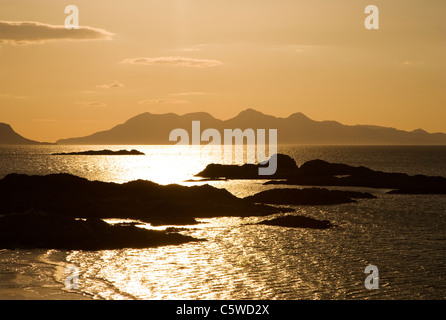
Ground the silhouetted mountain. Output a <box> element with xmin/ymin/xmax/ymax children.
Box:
<box><xmin>56</xmin><ymin>109</ymin><xmax>446</xmax><ymax>145</ymax></box>
<box><xmin>0</xmin><ymin>123</ymin><xmax>52</xmax><ymax>145</ymax></box>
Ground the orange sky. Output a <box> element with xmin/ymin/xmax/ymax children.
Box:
<box><xmin>1</xmin><ymin>0</ymin><xmax>445</xmax><ymax>142</ymax></box>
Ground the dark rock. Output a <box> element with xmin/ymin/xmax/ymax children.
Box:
<box><xmin>257</xmin><ymin>215</ymin><xmax>334</xmax><ymax>229</ymax></box>
<box><xmin>245</xmin><ymin>188</ymin><xmax>376</xmax><ymax>205</ymax></box>
<box><xmin>273</xmin><ymin>160</ymin><xmax>446</xmax><ymax>194</ymax></box>
<box><xmin>195</xmin><ymin>153</ymin><xmax>299</xmax><ymax>179</ymax></box>
<box><xmin>298</xmin><ymin>159</ymin><xmax>372</xmax><ymax>176</ymax></box>
<box><xmin>386</xmin><ymin>185</ymin><xmax>446</xmax><ymax>194</ymax></box>
<box><xmin>0</xmin><ymin>173</ymin><xmax>293</xmax><ymax>226</ymax></box>
<box><xmin>196</xmin><ymin>154</ymin><xmax>446</xmax><ymax>194</ymax></box>
<box><xmin>52</xmin><ymin>149</ymin><xmax>145</xmax><ymax>155</ymax></box>
<box><xmin>0</xmin><ymin>211</ymin><xmax>201</xmax><ymax>250</ymax></box>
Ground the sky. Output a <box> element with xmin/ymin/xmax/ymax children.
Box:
<box><xmin>0</xmin><ymin>0</ymin><xmax>445</xmax><ymax>142</ymax></box>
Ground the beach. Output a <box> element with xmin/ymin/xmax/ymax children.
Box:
<box><xmin>0</xmin><ymin>249</ymin><xmax>92</xmax><ymax>300</ymax></box>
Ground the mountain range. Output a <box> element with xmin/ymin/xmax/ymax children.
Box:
<box><xmin>56</xmin><ymin>109</ymin><xmax>446</xmax><ymax>145</ymax></box>
<box><xmin>2</xmin><ymin>110</ymin><xmax>446</xmax><ymax>145</ymax></box>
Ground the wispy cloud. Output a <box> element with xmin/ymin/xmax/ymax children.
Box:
<box><xmin>401</xmin><ymin>60</ymin><xmax>425</xmax><ymax>66</ymax></box>
<box><xmin>266</xmin><ymin>44</ymin><xmax>326</xmax><ymax>54</ymax></box>
<box><xmin>75</xmin><ymin>101</ymin><xmax>107</xmax><ymax>107</ymax></box>
<box><xmin>0</xmin><ymin>20</ymin><xmax>113</xmax><ymax>44</ymax></box>
<box><xmin>178</xmin><ymin>44</ymin><xmax>207</xmax><ymax>52</ymax></box>
<box><xmin>96</xmin><ymin>81</ymin><xmax>124</xmax><ymax>89</ymax></box>
<box><xmin>137</xmin><ymin>99</ymin><xmax>190</xmax><ymax>105</ymax></box>
<box><xmin>121</xmin><ymin>56</ymin><xmax>222</xmax><ymax>68</ymax></box>
<box><xmin>170</xmin><ymin>92</ymin><xmax>211</xmax><ymax>96</ymax></box>
<box><xmin>0</xmin><ymin>93</ymin><xmax>27</xmax><ymax>99</ymax></box>
<box><xmin>32</xmin><ymin>118</ymin><xmax>58</xmax><ymax>122</ymax></box>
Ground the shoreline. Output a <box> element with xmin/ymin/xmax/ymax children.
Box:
<box><xmin>0</xmin><ymin>249</ymin><xmax>94</xmax><ymax>300</ymax></box>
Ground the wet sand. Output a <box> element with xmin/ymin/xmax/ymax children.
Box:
<box><xmin>0</xmin><ymin>249</ymin><xmax>93</xmax><ymax>300</ymax></box>
<box><xmin>0</xmin><ymin>278</ymin><xmax>93</xmax><ymax>300</ymax></box>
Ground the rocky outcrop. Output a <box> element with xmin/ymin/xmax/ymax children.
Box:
<box><xmin>195</xmin><ymin>154</ymin><xmax>299</xmax><ymax>179</ymax></box>
<box><xmin>0</xmin><ymin>173</ymin><xmax>293</xmax><ymax>226</ymax></box>
<box><xmin>0</xmin><ymin>211</ymin><xmax>201</xmax><ymax>250</ymax></box>
<box><xmin>257</xmin><ymin>215</ymin><xmax>334</xmax><ymax>230</ymax></box>
<box><xmin>245</xmin><ymin>188</ymin><xmax>376</xmax><ymax>205</ymax></box>
<box><xmin>267</xmin><ymin>159</ymin><xmax>446</xmax><ymax>194</ymax></box>
<box><xmin>196</xmin><ymin>154</ymin><xmax>446</xmax><ymax>194</ymax></box>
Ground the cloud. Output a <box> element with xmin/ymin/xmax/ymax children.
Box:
<box><xmin>178</xmin><ymin>44</ymin><xmax>207</xmax><ymax>52</ymax></box>
<box><xmin>401</xmin><ymin>60</ymin><xmax>425</xmax><ymax>66</ymax></box>
<box><xmin>96</xmin><ymin>81</ymin><xmax>125</xmax><ymax>89</ymax></box>
<box><xmin>266</xmin><ymin>44</ymin><xmax>326</xmax><ymax>54</ymax></box>
<box><xmin>0</xmin><ymin>94</ymin><xmax>27</xmax><ymax>99</ymax></box>
<box><xmin>170</xmin><ymin>92</ymin><xmax>211</xmax><ymax>96</ymax></box>
<box><xmin>121</xmin><ymin>56</ymin><xmax>222</xmax><ymax>68</ymax></box>
<box><xmin>137</xmin><ymin>99</ymin><xmax>190</xmax><ymax>105</ymax></box>
<box><xmin>75</xmin><ymin>101</ymin><xmax>107</xmax><ymax>107</ymax></box>
<box><xmin>32</xmin><ymin>119</ymin><xmax>58</xmax><ymax>122</ymax></box>
<box><xmin>0</xmin><ymin>20</ymin><xmax>113</xmax><ymax>44</ymax></box>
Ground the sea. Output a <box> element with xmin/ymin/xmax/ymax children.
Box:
<box><xmin>0</xmin><ymin>145</ymin><xmax>445</xmax><ymax>300</ymax></box>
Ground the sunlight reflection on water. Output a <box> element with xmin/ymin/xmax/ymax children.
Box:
<box><xmin>1</xmin><ymin>145</ymin><xmax>445</xmax><ymax>299</ymax></box>
<box><xmin>67</xmin><ymin>193</ymin><xmax>446</xmax><ymax>300</ymax></box>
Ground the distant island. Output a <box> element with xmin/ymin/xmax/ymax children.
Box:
<box><xmin>52</xmin><ymin>149</ymin><xmax>145</xmax><ymax>155</ymax></box>
<box><xmin>0</xmin><ymin>123</ymin><xmax>54</xmax><ymax>145</ymax></box>
<box><xmin>3</xmin><ymin>109</ymin><xmax>446</xmax><ymax>145</ymax></box>
<box><xmin>56</xmin><ymin>109</ymin><xmax>446</xmax><ymax>145</ymax></box>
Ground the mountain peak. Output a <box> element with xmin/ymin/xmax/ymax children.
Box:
<box><xmin>0</xmin><ymin>123</ymin><xmax>46</xmax><ymax>145</ymax></box>
<box><xmin>0</xmin><ymin>122</ymin><xmax>12</xmax><ymax>129</ymax></box>
<box><xmin>182</xmin><ymin>111</ymin><xmax>218</xmax><ymax>120</ymax></box>
<box><xmin>288</xmin><ymin>112</ymin><xmax>311</xmax><ymax>121</ymax></box>
<box><xmin>236</xmin><ymin>108</ymin><xmax>269</xmax><ymax>118</ymax></box>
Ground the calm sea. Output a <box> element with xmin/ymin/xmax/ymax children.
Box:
<box><xmin>0</xmin><ymin>145</ymin><xmax>445</xmax><ymax>299</ymax></box>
